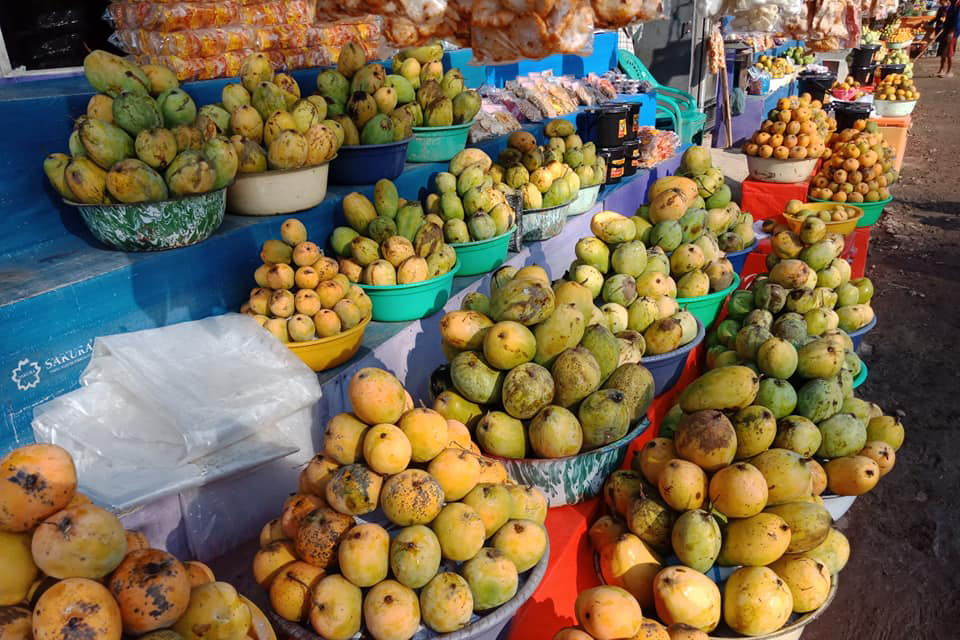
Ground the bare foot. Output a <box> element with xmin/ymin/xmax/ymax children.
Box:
<box><xmin>948</xmin><ymin>72</ymin><xmax>955</xmax><ymax>78</ymax></box>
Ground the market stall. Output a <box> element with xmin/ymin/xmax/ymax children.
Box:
<box><xmin>0</xmin><ymin>0</ymin><xmax>920</xmax><ymax>638</ymax></box>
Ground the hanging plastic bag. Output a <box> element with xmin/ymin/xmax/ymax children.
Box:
<box><xmin>32</xmin><ymin>314</ymin><xmax>320</xmax><ymax>473</ymax></box>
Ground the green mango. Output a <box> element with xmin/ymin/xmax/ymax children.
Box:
<box><xmin>396</xmin><ymin>203</ymin><xmax>425</xmax><ymax>241</ymax></box>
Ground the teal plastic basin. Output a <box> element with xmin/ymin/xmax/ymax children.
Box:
<box><xmin>358</xmin><ymin>262</ymin><xmax>460</xmax><ymax>322</ymax></box>
<box><xmin>853</xmin><ymin>360</ymin><xmax>868</xmax><ymax>389</ymax></box>
<box><xmin>676</xmin><ymin>272</ymin><xmax>741</xmax><ymax>330</ymax></box>
<box><xmin>406</xmin><ymin>121</ymin><xmax>473</xmax><ymax>162</ymax></box>
<box><xmin>451</xmin><ymin>227</ymin><xmax>515</xmax><ymax>276</ymax></box>
<box><xmin>811</xmin><ymin>196</ymin><xmax>891</xmax><ymax>227</ymax></box>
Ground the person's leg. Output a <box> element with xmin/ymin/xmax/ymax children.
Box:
<box><xmin>948</xmin><ymin>35</ymin><xmax>956</xmax><ymax>76</ymax></box>
<box><xmin>939</xmin><ymin>38</ymin><xmax>948</xmax><ymax>75</ymax></box>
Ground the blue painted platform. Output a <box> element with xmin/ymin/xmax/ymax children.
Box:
<box><xmin>0</xmin><ymin>32</ymin><xmax>650</xmax><ymax>452</ymax></box>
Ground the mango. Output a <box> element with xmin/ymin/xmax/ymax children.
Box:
<box><xmin>83</xmin><ymin>50</ymin><xmax>149</xmax><ymax>97</ymax></box>
<box><xmin>866</xmin><ymin>415</ymin><xmax>905</xmax><ymax>450</ymax></box>
<box><xmin>709</xmin><ymin>461</ymin><xmax>768</xmax><ymax>518</ymax></box>
<box><xmin>673</xmin><ymin>410</ymin><xmax>737</xmax><ymax>472</ymax></box>
<box><xmin>796</xmin><ymin>378</ymin><xmax>844</xmax><ymax>423</ymax></box>
<box><xmin>389</xmin><ymin>525</ymin><xmax>442</xmax><ymax>589</ymax></box>
<box><xmin>379</xmin><ymin>469</ymin><xmax>444</xmax><ymax>526</ymax></box>
<box><xmin>723</xmin><ymin>567</ymin><xmax>793</xmax><ymax>636</ymax></box>
<box><xmin>491</xmin><ymin>519</ymin><xmax>547</xmax><ymax>573</ymax></box>
<box><xmin>157</xmin><ymin>88</ymin><xmax>197</xmax><ymax>128</ymax></box>
<box><xmin>529</xmin><ymin>405</ymin><xmax>582</xmax><ymax>458</ymax></box>
<box><xmin>533</xmin><ymin>302</ymin><xmax>585</xmax><ymax>366</ymax></box>
<box><xmin>363</xmin><ymin>580</ymin><xmax>420</xmax><ymax>640</ymax></box>
<box><xmin>463</xmin><ymin>548</ymin><xmax>519</xmax><ymax>611</ymax></box>
<box><xmin>105</xmin><ymin>158</ymin><xmax>168</xmax><ymax>203</ymax></box>
<box><xmin>774</xmin><ymin>415</ymin><xmax>822</xmax><ymax>457</ymax></box>
<box><xmin>78</xmin><ymin>117</ymin><xmax>134</xmax><ymax>170</ymax></box>
<box><xmin>627</xmin><ymin>494</ymin><xmax>675</xmax><ymax>553</ymax></box>
<box><xmin>575</xmin><ymin>236</ymin><xmax>610</xmax><ymax>273</ymax></box>
<box><xmin>336</xmin><ymin>523</ymin><xmax>389</xmax><ymax>587</ymax></box>
<box><xmin>755</xmin><ymin>378</ymin><xmax>798</xmax><ymax>419</ymax></box>
<box><xmin>671</xmin><ymin>510</ymin><xmax>720</xmax><ymax>573</ymax></box>
<box><xmin>825</xmin><ymin>455</ymin><xmax>880</xmax><ymax>495</ymax></box>
<box><xmin>476</xmin><ymin>411</ymin><xmax>527</xmax><ymax>459</ymax></box>
<box><xmin>769</xmin><ymin>555</ymin><xmax>832</xmax><ymax>613</ymax></box>
<box><xmin>135</xmin><ymin>128</ymin><xmax>177</xmax><ymax>170</ymax></box>
<box><xmin>751</xmin><ymin>448</ymin><xmax>812</xmax><ymax>505</ymax></box>
<box><xmin>657</xmin><ymin>459</ymin><xmax>707</xmax><ymax>511</ymax></box>
<box><xmin>578</xmin><ymin>389</ymin><xmax>630</xmax><ymax>450</ymax></box>
<box><xmin>309</xmin><ymin>575</ymin><xmax>361</xmax><ymax>640</ymax></box>
<box><xmin>252</xmin><ymin>82</ymin><xmax>288</xmax><ymax>120</ymax></box>
<box><xmin>203</xmin><ymin>136</ymin><xmax>238</xmax><ymax>189</ymax></box>
<box><xmin>591</xmin><ymin>211</ymin><xmax>637</xmax><ymax>244</ymax></box>
<box><xmin>450</xmin><ymin>351</ymin><xmax>504</xmax><ymax>405</ymax></box>
<box><xmin>419</xmin><ymin>573</ymin><xmax>473</xmax><ymax>634</ymax></box>
<box><xmin>575</xmin><ymin>586</ymin><xmax>643</xmax><ymax>640</ymax></box>
<box><xmin>551</xmin><ymin>346</ymin><xmax>602</xmax><ymax>408</ymax></box>
<box><xmin>222</xmin><ymin>83</ymin><xmax>251</xmax><ymax>114</ymax></box>
<box><xmin>765</xmin><ymin>502</ymin><xmax>831</xmax><ymax>553</ymax></box>
<box><xmin>112</xmin><ymin>91</ymin><xmax>162</xmax><ymax>137</ymax></box>
<box><xmin>802</xmin><ymin>527</ymin><xmax>850</xmax><ymax>574</ymax></box>
<box><xmin>324</xmin><ymin>463</ymin><xmax>381</xmax><ymax>516</ymax></box>
<box><xmin>497</xmin><ymin>363</ymin><xmax>554</xmax><ymax>421</ymax></box>
<box><xmin>165</xmin><ymin>150</ymin><xmax>216</xmax><ymax>196</ymax></box>
<box><xmin>652</xmin><ymin>566</ymin><xmax>721</xmax><ymax>632</ymax></box>
<box><xmin>679</xmin><ymin>365</ymin><xmax>759</xmax><ymax>412</ymax></box>
<box><xmin>718</xmin><ymin>512</ymin><xmax>791</xmax><ymax>566</ymax></box>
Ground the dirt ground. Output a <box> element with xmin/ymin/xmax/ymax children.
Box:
<box><xmin>802</xmin><ymin>57</ymin><xmax>960</xmax><ymax>639</ymax></box>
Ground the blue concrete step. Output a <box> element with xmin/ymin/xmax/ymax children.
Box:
<box><xmin>0</xmin><ymin>33</ymin><xmax>646</xmax><ymax>452</ymax></box>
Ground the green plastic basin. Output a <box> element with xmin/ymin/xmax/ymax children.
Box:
<box><xmin>676</xmin><ymin>272</ymin><xmax>741</xmax><ymax>330</ymax></box>
<box><xmin>811</xmin><ymin>196</ymin><xmax>891</xmax><ymax>227</ymax></box>
<box><xmin>406</xmin><ymin>121</ymin><xmax>473</xmax><ymax>162</ymax></box>
<box><xmin>451</xmin><ymin>227</ymin><xmax>515</xmax><ymax>276</ymax></box>
<box><xmin>358</xmin><ymin>262</ymin><xmax>460</xmax><ymax>322</ymax></box>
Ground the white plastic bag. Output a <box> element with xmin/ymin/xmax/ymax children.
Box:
<box><xmin>33</xmin><ymin>313</ymin><xmax>320</xmax><ymax>477</ymax></box>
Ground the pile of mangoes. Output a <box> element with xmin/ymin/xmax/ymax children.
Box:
<box><xmin>875</xmin><ymin>73</ymin><xmax>920</xmax><ymax>102</ymax></box>
<box><xmin>808</xmin><ymin>123</ymin><xmax>897</xmax><ymax>203</ymax></box>
<box><xmin>565</xmin><ymin>211</ymin><xmax>720</xmax><ymax>342</ymax></box>
<box><xmin>423</xmin><ymin>149</ymin><xmax>517</xmax><ymax>244</ymax></box>
<box><xmin>433</xmin><ymin>261</ymin><xmax>660</xmax><ymax>460</ymax></box>
<box><xmin>742</xmin><ymin>94</ymin><xmax>834</xmax><ymax>161</ymax></box>
<box><xmin>496</xmin><ymin>120</ymin><xmax>599</xmax><ymax>210</ymax></box>
<box><xmin>314</xmin><ymin>41</ymin><xmax>481</xmax><ymax>146</ymax></box>
<box><xmin>329</xmin><ymin>177</ymin><xmax>459</xmax><ymax>286</ymax></box>
<box><xmin>43</xmin><ymin>50</ymin><xmax>240</xmax><ymax>205</ymax></box>
<box><xmin>0</xmin><ymin>443</ymin><xmax>270</xmax><ymax>640</ymax></box>
<box><xmin>240</xmin><ymin>218</ymin><xmax>372</xmax><ymax>342</ymax></box>
<box><xmin>636</xmin><ymin>173</ymin><xmax>755</xmax><ymax>260</ymax></box>
<box><xmin>217</xmin><ymin>53</ymin><xmax>341</xmax><ymax>174</ymax></box>
<box><xmin>554</xmin><ymin>349</ymin><xmax>903</xmax><ymax>637</ymax></box>
<box><xmin>252</xmin><ymin>367</ymin><xmax>549</xmax><ymax>639</ymax></box>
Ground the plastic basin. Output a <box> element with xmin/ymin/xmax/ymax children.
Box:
<box><xmin>746</xmin><ymin>155</ymin><xmax>818</xmax><ymax>183</ymax></box>
<box><xmin>848</xmin><ymin>314</ymin><xmax>877</xmax><ymax>352</ymax></box>
<box><xmin>451</xmin><ymin>227</ymin><xmax>514</xmax><ymax>276</ymax></box>
<box><xmin>811</xmin><ymin>196</ymin><xmax>889</xmax><ymax>227</ymax></box>
<box><xmin>518</xmin><ymin>199</ymin><xmax>571</xmax><ymax>242</ymax></box>
<box><xmin>495</xmin><ymin>419</ymin><xmax>650</xmax><ymax>507</ymax></box>
<box><xmin>358</xmin><ymin>261</ymin><xmax>460</xmax><ymax>322</ymax></box>
<box><xmin>726</xmin><ymin>239</ymin><xmax>759</xmax><ymax>275</ymax></box>
<box><xmin>853</xmin><ymin>360</ymin><xmax>868</xmax><ymax>388</ymax></box>
<box><xmin>677</xmin><ymin>273</ymin><xmax>741</xmax><ymax>330</ymax></box>
<box><xmin>226</xmin><ymin>162</ymin><xmax>330</xmax><ymax>215</ymax></box>
<box><xmin>568</xmin><ymin>184</ymin><xmax>602</xmax><ymax>216</ymax></box>
<box><xmin>822</xmin><ymin>493</ymin><xmax>857</xmax><ymax>520</ymax></box>
<box><xmin>783</xmin><ymin>202</ymin><xmax>863</xmax><ymax>235</ymax></box>
<box><xmin>885</xmin><ymin>40</ymin><xmax>912</xmax><ymax>49</ymax></box>
<box><xmin>406</xmin><ymin>120</ymin><xmax>473</xmax><ymax>162</ymax></box>
<box><xmin>285</xmin><ymin>315</ymin><xmax>369</xmax><ymax>372</ymax></box>
<box><xmin>642</xmin><ymin>317</ymin><xmax>705</xmax><ymax>397</ymax></box>
<box><xmin>329</xmin><ymin>137</ymin><xmax>412</xmax><ymax>185</ymax></box>
<box><xmin>269</xmin><ymin>537</ymin><xmax>549</xmax><ymax>640</ymax></box>
<box><xmin>69</xmin><ymin>188</ymin><xmax>226</xmax><ymax>252</ymax></box>
<box><xmin>874</xmin><ymin>99</ymin><xmax>917</xmax><ymax>117</ymax></box>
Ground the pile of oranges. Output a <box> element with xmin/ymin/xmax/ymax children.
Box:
<box><xmin>742</xmin><ymin>94</ymin><xmax>836</xmax><ymax>161</ymax></box>
<box><xmin>808</xmin><ymin>121</ymin><xmax>897</xmax><ymax>203</ymax></box>
<box><xmin>875</xmin><ymin>74</ymin><xmax>920</xmax><ymax>101</ymax></box>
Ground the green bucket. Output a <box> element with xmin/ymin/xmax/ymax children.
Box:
<box><xmin>451</xmin><ymin>227</ymin><xmax>515</xmax><ymax>276</ymax></box>
<box><xmin>852</xmin><ymin>360</ymin><xmax>868</xmax><ymax>389</ymax></box>
<box><xmin>406</xmin><ymin>121</ymin><xmax>473</xmax><ymax>162</ymax></box>
<box><xmin>811</xmin><ymin>196</ymin><xmax>891</xmax><ymax>227</ymax></box>
<box><xmin>676</xmin><ymin>272</ymin><xmax>741</xmax><ymax>329</ymax></box>
<box><xmin>358</xmin><ymin>262</ymin><xmax>460</xmax><ymax>322</ymax></box>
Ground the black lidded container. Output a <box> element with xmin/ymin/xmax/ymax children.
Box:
<box><xmin>598</xmin><ymin>146</ymin><xmax>626</xmax><ymax>184</ymax></box>
<box><xmin>878</xmin><ymin>63</ymin><xmax>906</xmax><ymax>80</ymax></box>
<box><xmin>849</xmin><ymin>64</ymin><xmax>877</xmax><ymax>85</ymax></box>
<box><xmin>622</xmin><ymin>139</ymin><xmax>639</xmax><ymax>176</ymax></box>
<box><xmin>851</xmin><ymin>44</ymin><xmax>881</xmax><ymax>67</ymax></box>
<box><xmin>832</xmin><ymin>101</ymin><xmax>873</xmax><ymax>131</ymax></box>
<box><xmin>612</xmin><ymin>101</ymin><xmax>641</xmax><ymax>141</ymax></box>
<box><xmin>798</xmin><ymin>70</ymin><xmax>836</xmax><ymax>102</ymax></box>
<box><xmin>596</xmin><ymin>104</ymin><xmax>630</xmax><ymax>147</ymax></box>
